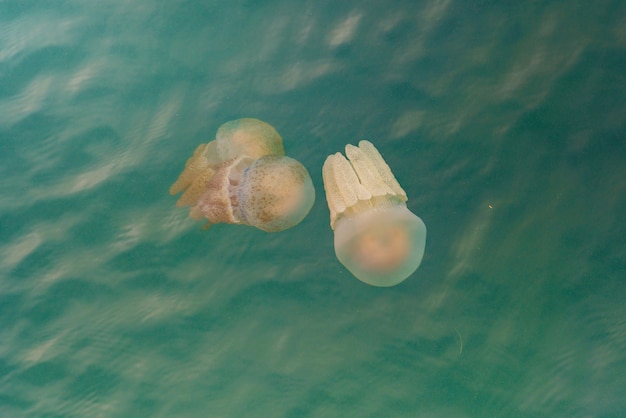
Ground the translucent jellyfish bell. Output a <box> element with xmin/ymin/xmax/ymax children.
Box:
<box><xmin>170</xmin><ymin>118</ymin><xmax>315</xmax><ymax>232</ymax></box>
<box><xmin>191</xmin><ymin>155</ymin><xmax>315</xmax><ymax>232</ymax></box>
<box><xmin>215</xmin><ymin>118</ymin><xmax>284</xmax><ymax>161</ymax></box>
<box><xmin>322</xmin><ymin>140</ymin><xmax>426</xmax><ymax>287</ymax></box>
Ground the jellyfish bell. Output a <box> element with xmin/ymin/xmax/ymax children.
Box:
<box><xmin>215</xmin><ymin>118</ymin><xmax>284</xmax><ymax>161</ymax></box>
<box><xmin>322</xmin><ymin>140</ymin><xmax>427</xmax><ymax>287</ymax></box>
<box><xmin>189</xmin><ymin>154</ymin><xmax>315</xmax><ymax>232</ymax></box>
<box><xmin>237</xmin><ymin>155</ymin><xmax>315</xmax><ymax>232</ymax></box>
<box><xmin>334</xmin><ymin>199</ymin><xmax>426</xmax><ymax>287</ymax></box>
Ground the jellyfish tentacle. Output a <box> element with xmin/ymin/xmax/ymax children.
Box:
<box><xmin>345</xmin><ymin>143</ymin><xmax>395</xmax><ymax>199</ymax></box>
<box><xmin>169</xmin><ymin>143</ymin><xmax>211</xmax><ymax>196</ymax></box>
<box><xmin>358</xmin><ymin>140</ymin><xmax>407</xmax><ymax>199</ymax></box>
<box><xmin>322</xmin><ymin>152</ymin><xmax>370</xmax><ymax>229</ymax></box>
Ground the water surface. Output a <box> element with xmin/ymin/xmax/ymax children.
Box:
<box><xmin>1</xmin><ymin>1</ymin><xmax>625</xmax><ymax>417</ymax></box>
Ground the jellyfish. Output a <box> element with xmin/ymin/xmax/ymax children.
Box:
<box><xmin>322</xmin><ymin>140</ymin><xmax>426</xmax><ymax>286</ymax></box>
<box><xmin>170</xmin><ymin>118</ymin><xmax>315</xmax><ymax>232</ymax></box>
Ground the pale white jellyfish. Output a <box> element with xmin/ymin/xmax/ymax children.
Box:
<box><xmin>322</xmin><ymin>140</ymin><xmax>426</xmax><ymax>286</ymax></box>
<box><xmin>170</xmin><ymin>118</ymin><xmax>315</xmax><ymax>232</ymax></box>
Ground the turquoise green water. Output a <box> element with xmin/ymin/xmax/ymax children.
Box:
<box><xmin>1</xmin><ymin>1</ymin><xmax>625</xmax><ymax>417</ymax></box>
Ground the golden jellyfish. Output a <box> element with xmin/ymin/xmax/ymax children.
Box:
<box><xmin>322</xmin><ymin>140</ymin><xmax>426</xmax><ymax>286</ymax></box>
<box><xmin>170</xmin><ymin>118</ymin><xmax>315</xmax><ymax>232</ymax></box>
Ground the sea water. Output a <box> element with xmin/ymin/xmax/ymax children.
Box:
<box><xmin>1</xmin><ymin>1</ymin><xmax>625</xmax><ymax>416</ymax></box>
